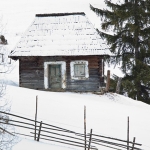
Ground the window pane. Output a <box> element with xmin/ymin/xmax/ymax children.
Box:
<box><xmin>74</xmin><ymin>64</ymin><xmax>85</xmax><ymax>77</ymax></box>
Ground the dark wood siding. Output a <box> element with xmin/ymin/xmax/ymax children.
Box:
<box><xmin>19</xmin><ymin>57</ymin><xmax>44</xmax><ymax>89</ymax></box>
<box><xmin>19</xmin><ymin>56</ymin><xmax>104</xmax><ymax>92</ymax></box>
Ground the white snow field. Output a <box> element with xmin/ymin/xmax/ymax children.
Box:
<box><xmin>4</xmin><ymin>81</ymin><xmax>150</xmax><ymax>150</ymax></box>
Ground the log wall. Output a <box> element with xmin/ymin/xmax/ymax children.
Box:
<box><xmin>19</xmin><ymin>56</ymin><xmax>104</xmax><ymax>92</ymax></box>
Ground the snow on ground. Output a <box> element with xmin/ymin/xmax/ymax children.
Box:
<box><xmin>12</xmin><ymin>138</ymin><xmax>77</xmax><ymax>150</ymax></box>
<box><xmin>4</xmin><ymin>80</ymin><xmax>150</xmax><ymax>150</ymax></box>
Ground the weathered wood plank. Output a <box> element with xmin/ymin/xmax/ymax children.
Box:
<box><xmin>19</xmin><ymin>56</ymin><xmax>104</xmax><ymax>91</ymax></box>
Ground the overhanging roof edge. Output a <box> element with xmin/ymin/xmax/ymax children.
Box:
<box><xmin>36</xmin><ymin>12</ymin><xmax>85</xmax><ymax>17</ymax></box>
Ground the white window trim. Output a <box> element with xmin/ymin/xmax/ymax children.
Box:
<box><xmin>70</xmin><ymin>60</ymin><xmax>89</xmax><ymax>80</ymax></box>
<box><xmin>44</xmin><ymin>61</ymin><xmax>66</xmax><ymax>89</ymax></box>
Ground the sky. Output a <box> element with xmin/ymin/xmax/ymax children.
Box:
<box><xmin>0</xmin><ymin>0</ymin><xmax>122</xmax><ymax>40</ymax></box>
<box><xmin>0</xmin><ymin>0</ymin><xmax>106</xmax><ymax>35</ymax></box>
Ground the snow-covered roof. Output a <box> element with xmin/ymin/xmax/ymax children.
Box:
<box><xmin>10</xmin><ymin>12</ymin><xmax>111</xmax><ymax>57</ymax></box>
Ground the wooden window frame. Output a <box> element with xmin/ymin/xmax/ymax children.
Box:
<box><xmin>70</xmin><ymin>60</ymin><xmax>89</xmax><ymax>80</ymax></box>
<box><xmin>74</xmin><ymin>64</ymin><xmax>85</xmax><ymax>77</ymax></box>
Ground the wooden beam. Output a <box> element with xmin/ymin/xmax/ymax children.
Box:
<box><xmin>34</xmin><ymin>95</ymin><xmax>38</xmax><ymax>140</ymax></box>
<box><xmin>105</xmin><ymin>70</ymin><xmax>110</xmax><ymax>92</ymax></box>
<box><xmin>0</xmin><ymin>127</ymin><xmax>14</xmax><ymax>136</ymax></box>
<box><xmin>131</xmin><ymin>137</ymin><xmax>136</xmax><ymax>150</ymax></box>
<box><xmin>37</xmin><ymin>121</ymin><xmax>42</xmax><ymax>141</ymax></box>
<box><xmin>88</xmin><ymin>129</ymin><xmax>92</xmax><ymax>150</ymax></box>
<box><xmin>127</xmin><ymin>117</ymin><xmax>129</xmax><ymax>150</ymax></box>
<box><xmin>84</xmin><ymin>106</ymin><xmax>86</xmax><ymax>150</ymax></box>
<box><xmin>116</xmin><ymin>77</ymin><xmax>122</xmax><ymax>94</ymax></box>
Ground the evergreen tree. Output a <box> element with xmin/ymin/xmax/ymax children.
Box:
<box><xmin>90</xmin><ymin>0</ymin><xmax>150</xmax><ymax>104</ymax></box>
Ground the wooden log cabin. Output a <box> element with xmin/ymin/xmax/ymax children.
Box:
<box><xmin>9</xmin><ymin>12</ymin><xmax>111</xmax><ymax>92</ymax></box>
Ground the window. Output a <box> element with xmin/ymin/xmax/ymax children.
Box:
<box><xmin>70</xmin><ymin>61</ymin><xmax>89</xmax><ymax>80</ymax></box>
<box><xmin>74</xmin><ymin>64</ymin><xmax>85</xmax><ymax>77</ymax></box>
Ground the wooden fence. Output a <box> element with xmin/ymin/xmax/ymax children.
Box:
<box><xmin>0</xmin><ymin>111</ymin><xmax>142</xmax><ymax>150</ymax></box>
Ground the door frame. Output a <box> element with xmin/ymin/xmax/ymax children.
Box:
<box><xmin>44</xmin><ymin>61</ymin><xmax>66</xmax><ymax>89</ymax></box>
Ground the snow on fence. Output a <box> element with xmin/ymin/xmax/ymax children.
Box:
<box><xmin>0</xmin><ymin>111</ymin><xmax>142</xmax><ymax>150</ymax></box>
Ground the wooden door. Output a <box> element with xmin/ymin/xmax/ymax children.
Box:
<box><xmin>49</xmin><ymin>65</ymin><xmax>61</xmax><ymax>89</ymax></box>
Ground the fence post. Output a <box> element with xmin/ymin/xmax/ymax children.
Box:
<box><xmin>34</xmin><ymin>95</ymin><xmax>38</xmax><ymax>140</ymax></box>
<box><xmin>37</xmin><ymin>121</ymin><xmax>42</xmax><ymax>142</ymax></box>
<box><xmin>105</xmin><ymin>70</ymin><xmax>110</xmax><ymax>92</ymax></box>
<box><xmin>88</xmin><ymin>129</ymin><xmax>92</xmax><ymax>150</ymax></box>
<box><xmin>116</xmin><ymin>77</ymin><xmax>122</xmax><ymax>94</ymax></box>
<box><xmin>131</xmin><ymin>137</ymin><xmax>136</xmax><ymax>150</ymax></box>
<box><xmin>84</xmin><ymin>106</ymin><xmax>86</xmax><ymax>150</ymax></box>
<box><xmin>127</xmin><ymin>116</ymin><xmax>129</xmax><ymax>150</ymax></box>
<box><xmin>2</xmin><ymin>54</ymin><xmax>4</xmax><ymax>62</ymax></box>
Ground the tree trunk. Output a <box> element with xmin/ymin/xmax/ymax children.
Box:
<box><xmin>134</xmin><ymin>0</ymin><xmax>141</xmax><ymax>100</ymax></box>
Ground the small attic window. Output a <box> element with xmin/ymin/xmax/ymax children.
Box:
<box><xmin>70</xmin><ymin>61</ymin><xmax>89</xmax><ymax>80</ymax></box>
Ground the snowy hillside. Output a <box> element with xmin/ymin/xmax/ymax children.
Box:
<box><xmin>3</xmin><ymin>83</ymin><xmax>150</xmax><ymax>150</ymax></box>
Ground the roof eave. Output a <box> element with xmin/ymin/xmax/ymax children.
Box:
<box><xmin>35</xmin><ymin>12</ymin><xmax>85</xmax><ymax>17</ymax></box>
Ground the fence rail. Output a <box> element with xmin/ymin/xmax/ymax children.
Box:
<box><xmin>0</xmin><ymin>111</ymin><xmax>142</xmax><ymax>150</ymax></box>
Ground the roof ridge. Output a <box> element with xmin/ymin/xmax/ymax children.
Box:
<box><xmin>36</xmin><ymin>12</ymin><xmax>85</xmax><ymax>17</ymax></box>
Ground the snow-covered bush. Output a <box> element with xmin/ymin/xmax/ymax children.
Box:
<box><xmin>0</xmin><ymin>19</ymin><xmax>17</xmax><ymax>150</ymax></box>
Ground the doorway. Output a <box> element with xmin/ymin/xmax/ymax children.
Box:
<box><xmin>49</xmin><ymin>64</ymin><xmax>61</xmax><ymax>89</ymax></box>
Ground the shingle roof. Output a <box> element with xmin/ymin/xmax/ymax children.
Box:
<box><xmin>10</xmin><ymin>12</ymin><xmax>111</xmax><ymax>56</ymax></box>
